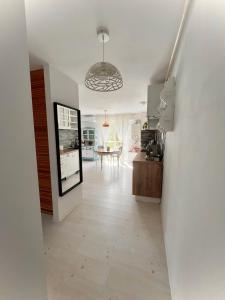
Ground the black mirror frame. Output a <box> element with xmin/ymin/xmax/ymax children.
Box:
<box><xmin>53</xmin><ymin>102</ymin><xmax>83</xmax><ymax>196</ymax></box>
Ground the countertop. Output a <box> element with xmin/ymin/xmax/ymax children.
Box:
<box><xmin>133</xmin><ymin>152</ymin><xmax>163</xmax><ymax>165</ymax></box>
<box><xmin>60</xmin><ymin>148</ymin><xmax>79</xmax><ymax>155</ymax></box>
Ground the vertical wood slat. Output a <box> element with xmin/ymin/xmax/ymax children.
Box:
<box><xmin>30</xmin><ymin>69</ymin><xmax>53</xmax><ymax>215</ymax></box>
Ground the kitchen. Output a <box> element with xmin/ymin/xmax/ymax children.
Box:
<box><xmin>54</xmin><ymin>103</ymin><xmax>82</xmax><ymax>195</ymax></box>
<box><xmin>132</xmin><ymin>79</ymin><xmax>175</xmax><ymax>202</ymax></box>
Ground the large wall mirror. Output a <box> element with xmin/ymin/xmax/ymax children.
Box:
<box><xmin>54</xmin><ymin>102</ymin><xmax>83</xmax><ymax>196</ymax></box>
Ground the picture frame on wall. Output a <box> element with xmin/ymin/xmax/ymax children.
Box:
<box><xmin>53</xmin><ymin>102</ymin><xmax>83</xmax><ymax>196</ymax></box>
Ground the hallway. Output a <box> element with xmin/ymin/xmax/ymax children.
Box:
<box><xmin>42</xmin><ymin>160</ymin><xmax>171</xmax><ymax>300</ymax></box>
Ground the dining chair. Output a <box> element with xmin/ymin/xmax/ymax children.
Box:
<box><xmin>112</xmin><ymin>146</ymin><xmax>123</xmax><ymax>165</ymax></box>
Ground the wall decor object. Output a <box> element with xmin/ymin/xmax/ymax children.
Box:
<box><xmin>54</xmin><ymin>102</ymin><xmax>83</xmax><ymax>196</ymax></box>
<box><xmin>159</xmin><ymin>77</ymin><xmax>175</xmax><ymax>132</ymax></box>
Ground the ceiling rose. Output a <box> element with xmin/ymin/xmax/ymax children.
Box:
<box><xmin>85</xmin><ymin>27</ymin><xmax>123</xmax><ymax>92</ymax></box>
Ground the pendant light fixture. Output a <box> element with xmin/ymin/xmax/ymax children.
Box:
<box><xmin>85</xmin><ymin>27</ymin><xmax>123</xmax><ymax>92</ymax></box>
<box><xmin>102</xmin><ymin>110</ymin><xmax>110</xmax><ymax>127</ymax></box>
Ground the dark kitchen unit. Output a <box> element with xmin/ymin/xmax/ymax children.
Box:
<box><xmin>141</xmin><ymin>129</ymin><xmax>164</xmax><ymax>161</ymax></box>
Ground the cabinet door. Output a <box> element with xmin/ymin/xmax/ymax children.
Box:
<box><xmin>83</xmin><ymin>130</ymin><xmax>88</xmax><ymax>140</ymax></box>
<box><xmin>60</xmin><ymin>154</ymin><xmax>74</xmax><ymax>178</ymax></box>
<box><xmin>133</xmin><ymin>162</ymin><xmax>162</xmax><ymax>198</ymax></box>
<box><xmin>82</xmin><ymin>149</ymin><xmax>87</xmax><ymax>158</ymax></box>
<box><xmin>63</xmin><ymin>108</ymin><xmax>70</xmax><ymax>128</ymax></box>
<box><xmin>74</xmin><ymin>151</ymin><xmax>79</xmax><ymax>171</ymax></box>
<box><xmin>150</xmin><ymin>164</ymin><xmax>163</xmax><ymax>197</ymax></box>
<box><xmin>57</xmin><ymin>106</ymin><xmax>63</xmax><ymax>128</ymax></box>
<box><xmin>89</xmin><ymin>129</ymin><xmax>95</xmax><ymax>140</ymax></box>
<box><xmin>58</xmin><ymin>106</ymin><xmax>70</xmax><ymax>129</ymax></box>
<box><xmin>60</xmin><ymin>154</ymin><xmax>67</xmax><ymax>179</ymax></box>
<box><xmin>62</xmin><ymin>154</ymin><xmax>74</xmax><ymax>178</ymax></box>
<box><xmin>69</xmin><ymin>109</ymin><xmax>78</xmax><ymax>129</ymax></box>
<box><xmin>69</xmin><ymin>151</ymin><xmax>79</xmax><ymax>173</ymax></box>
<box><xmin>86</xmin><ymin>149</ymin><xmax>94</xmax><ymax>158</ymax></box>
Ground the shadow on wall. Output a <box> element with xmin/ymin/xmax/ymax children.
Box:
<box><xmin>150</xmin><ymin>63</ymin><xmax>168</xmax><ymax>84</ymax></box>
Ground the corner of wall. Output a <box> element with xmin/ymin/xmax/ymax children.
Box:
<box><xmin>44</xmin><ymin>64</ymin><xmax>82</xmax><ymax>222</ymax></box>
<box><xmin>43</xmin><ymin>64</ymin><xmax>60</xmax><ymax>221</ymax></box>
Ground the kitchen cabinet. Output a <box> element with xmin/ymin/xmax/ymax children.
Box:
<box><xmin>82</xmin><ymin>146</ymin><xmax>96</xmax><ymax>160</ymax></box>
<box><xmin>133</xmin><ymin>152</ymin><xmax>163</xmax><ymax>198</ymax></box>
<box><xmin>82</xmin><ymin>128</ymin><xmax>96</xmax><ymax>141</ymax></box>
<box><xmin>60</xmin><ymin>150</ymin><xmax>79</xmax><ymax>179</ymax></box>
<box><xmin>147</xmin><ymin>83</ymin><xmax>163</xmax><ymax>119</ymax></box>
<box><xmin>82</xmin><ymin>127</ymin><xmax>97</xmax><ymax>160</ymax></box>
<box><xmin>57</xmin><ymin>105</ymin><xmax>78</xmax><ymax>130</ymax></box>
<box><xmin>159</xmin><ymin>77</ymin><xmax>175</xmax><ymax>132</ymax></box>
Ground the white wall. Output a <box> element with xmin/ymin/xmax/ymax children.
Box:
<box><xmin>162</xmin><ymin>1</ymin><xmax>225</xmax><ymax>299</ymax></box>
<box><xmin>44</xmin><ymin>65</ymin><xmax>82</xmax><ymax>221</ymax></box>
<box><xmin>0</xmin><ymin>1</ymin><xmax>47</xmax><ymax>299</ymax></box>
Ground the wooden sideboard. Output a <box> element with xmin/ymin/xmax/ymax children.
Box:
<box><xmin>132</xmin><ymin>152</ymin><xmax>163</xmax><ymax>198</ymax></box>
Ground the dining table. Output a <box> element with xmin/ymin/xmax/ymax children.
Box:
<box><xmin>95</xmin><ymin>149</ymin><xmax>120</xmax><ymax>170</ymax></box>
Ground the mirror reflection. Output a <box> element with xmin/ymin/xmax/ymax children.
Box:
<box><xmin>54</xmin><ymin>102</ymin><xmax>82</xmax><ymax>196</ymax></box>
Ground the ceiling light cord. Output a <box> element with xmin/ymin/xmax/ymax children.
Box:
<box><xmin>102</xmin><ymin>34</ymin><xmax>105</xmax><ymax>62</ymax></box>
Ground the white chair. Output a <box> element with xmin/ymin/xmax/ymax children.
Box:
<box><xmin>111</xmin><ymin>146</ymin><xmax>123</xmax><ymax>165</ymax></box>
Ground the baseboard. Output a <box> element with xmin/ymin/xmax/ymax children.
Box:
<box><xmin>135</xmin><ymin>195</ymin><xmax>160</xmax><ymax>204</ymax></box>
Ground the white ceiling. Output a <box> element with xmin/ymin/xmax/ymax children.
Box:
<box><xmin>25</xmin><ymin>0</ymin><xmax>185</xmax><ymax>115</ymax></box>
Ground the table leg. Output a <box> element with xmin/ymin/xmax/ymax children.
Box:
<box><xmin>101</xmin><ymin>155</ymin><xmax>103</xmax><ymax>170</ymax></box>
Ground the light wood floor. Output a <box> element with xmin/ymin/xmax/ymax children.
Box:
<box><xmin>42</xmin><ymin>159</ymin><xmax>171</xmax><ymax>300</ymax></box>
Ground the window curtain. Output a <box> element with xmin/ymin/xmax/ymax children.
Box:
<box><xmin>95</xmin><ymin>113</ymin><xmax>147</xmax><ymax>162</ymax></box>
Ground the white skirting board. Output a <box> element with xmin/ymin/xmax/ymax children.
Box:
<box><xmin>135</xmin><ymin>195</ymin><xmax>160</xmax><ymax>204</ymax></box>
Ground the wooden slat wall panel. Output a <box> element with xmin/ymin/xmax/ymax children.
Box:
<box><xmin>30</xmin><ymin>69</ymin><xmax>53</xmax><ymax>215</ymax></box>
